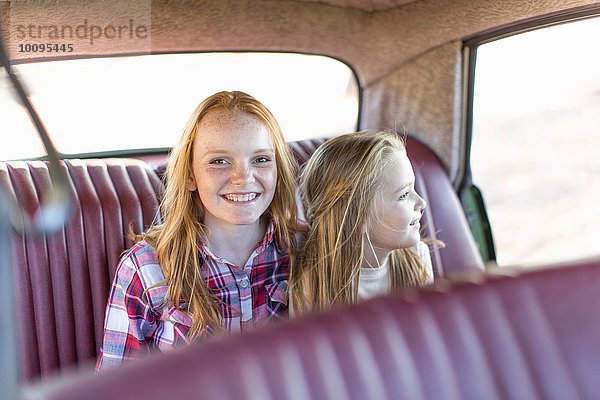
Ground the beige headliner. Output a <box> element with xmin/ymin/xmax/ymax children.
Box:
<box><xmin>291</xmin><ymin>0</ymin><xmax>419</xmax><ymax>12</ymax></box>
<box><xmin>2</xmin><ymin>0</ymin><xmax>599</xmax><ymax>177</ymax></box>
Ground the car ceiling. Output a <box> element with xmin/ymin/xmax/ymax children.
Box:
<box><xmin>291</xmin><ymin>0</ymin><xmax>418</xmax><ymax>12</ymax></box>
<box><xmin>4</xmin><ymin>0</ymin><xmax>597</xmax><ymax>84</ymax></box>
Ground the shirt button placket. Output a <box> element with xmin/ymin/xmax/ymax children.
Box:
<box><xmin>238</xmin><ymin>274</ymin><xmax>252</xmax><ymax>323</ymax></box>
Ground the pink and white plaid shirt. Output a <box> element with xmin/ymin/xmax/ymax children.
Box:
<box><xmin>96</xmin><ymin>221</ymin><xmax>288</xmax><ymax>370</ymax></box>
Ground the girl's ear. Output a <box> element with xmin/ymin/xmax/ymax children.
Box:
<box><xmin>186</xmin><ymin>170</ymin><xmax>198</xmax><ymax>191</ymax></box>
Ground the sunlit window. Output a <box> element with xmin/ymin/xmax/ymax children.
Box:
<box><xmin>0</xmin><ymin>53</ymin><xmax>359</xmax><ymax>160</ymax></box>
<box><xmin>471</xmin><ymin>17</ymin><xmax>600</xmax><ymax>266</ymax></box>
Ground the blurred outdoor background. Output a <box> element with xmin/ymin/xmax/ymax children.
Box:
<box><xmin>471</xmin><ymin>16</ymin><xmax>600</xmax><ymax>267</ymax></box>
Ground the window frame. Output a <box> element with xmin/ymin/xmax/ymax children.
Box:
<box><xmin>458</xmin><ymin>5</ymin><xmax>600</xmax><ymax>265</ymax></box>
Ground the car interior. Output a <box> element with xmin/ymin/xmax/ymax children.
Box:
<box><xmin>1</xmin><ymin>135</ymin><xmax>485</xmax><ymax>384</ymax></box>
<box><xmin>1</xmin><ymin>0</ymin><xmax>599</xmax><ymax>398</ymax></box>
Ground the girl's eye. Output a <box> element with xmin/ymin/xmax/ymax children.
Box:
<box><xmin>254</xmin><ymin>156</ymin><xmax>272</xmax><ymax>163</ymax></box>
<box><xmin>398</xmin><ymin>191</ymin><xmax>410</xmax><ymax>201</ymax></box>
<box><xmin>209</xmin><ymin>159</ymin><xmax>228</xmax><ymax>165</ymax></box>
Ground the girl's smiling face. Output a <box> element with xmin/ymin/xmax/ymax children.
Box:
<box><xmin>365</xmin><ymin>149</ymin><xmax>426</xmax><ymax>258</ymax></box>
<box><xmin>187</xmin><ymin>109</ymin><xmax>277</xmax><ymax>230</ymax></box>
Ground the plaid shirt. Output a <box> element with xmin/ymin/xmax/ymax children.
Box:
<box><xmin>96</xmin><ymin>221</ymin><xmax>288</xmax><ymax>370</ymax></box>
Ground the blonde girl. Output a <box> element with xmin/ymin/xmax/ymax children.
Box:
<box><xmin>290</xmin><ymin>131</ymin><xmax>433</xmax><ymax>315</ymax></box>
<box><xmin>97</xmin><ymin>91</ymin><xmax>301</xmax><ymax>369</ymax></box>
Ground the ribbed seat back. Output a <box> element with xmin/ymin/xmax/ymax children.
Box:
<box><xmin>46</xmin><ymin>260</ymin><xmax>600</xmax><ymax>400</ymax></box>
<box><xmin>0</xmin><ymin>158</ymin><xmax>163</xmax><ymax>382</ymax></box>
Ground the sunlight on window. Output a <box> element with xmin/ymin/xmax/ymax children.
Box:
<box><xmin>471</xmin><ymin>17</ymin><xmax>600</xmax><ymax>267</ymax></box>
<box><xmin>0</xmin><ymin>53</ymin><xmax>359</xmax><ymax>160</ymax></box>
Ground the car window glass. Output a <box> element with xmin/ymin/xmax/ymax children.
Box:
<box><xmin>471</xmin><ymin>16</ymin><xmax>600</xmax><ymax>266</ymax></box>
<box><xmin>0</xmin><ymin>53</ymin><xmax>359</xmax><ymax>160</ymax></box>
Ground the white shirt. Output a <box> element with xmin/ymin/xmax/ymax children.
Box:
<box><xmin>358</xmin><ymin>241</ymin><xmax>433</xmax><ymax>300</ymax></box>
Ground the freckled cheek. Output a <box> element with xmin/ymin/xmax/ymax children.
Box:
<box><xmin>256</xmin><ymin>167</ymin><xmax>277</xmax><ymax>191</ymax></box>
<box><xmin>196</xmin><ymin>168</ymin><xmax>231</xmax><ymax>195</ymax></box>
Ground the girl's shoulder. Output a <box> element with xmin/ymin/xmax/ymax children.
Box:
<box><xmin>416</xmin><ymin>241</ymin><xmax>429</xmax><ymax>258</ymax></box>
<box><xmin>119</xmin><ymin>241</ymin><xmax>161</xmax><ymax>274</ymax></box>
<box><xmin>115</xmin><ymin>240</ymin><xmax>169</xmax><ymax>308</ymax></box>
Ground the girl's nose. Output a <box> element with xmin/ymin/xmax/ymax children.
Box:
<box><xmin>415</xmin><ymin>191</ymin><xmax>427</xmax><ymax>211</ymax></box>
<box><xmin>230</xmin><ymin>164</ymin><xmax>254</xmax><ymax>185</ymax></box>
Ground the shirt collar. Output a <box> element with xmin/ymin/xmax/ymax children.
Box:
<box><xmin>199</xmin><ymin>219</ymin><xmax>277</xmax><ymax>263</ymax></box>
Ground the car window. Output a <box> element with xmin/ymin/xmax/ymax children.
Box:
<box><xmin>0</xmin><ymin>53</ymin><xmax>359</xmax><ymax>160</ymax></box>
<box><xmin>470</xmin><ymin>16</ymin><xmax>600</xmax><ymax>267</ymax></box>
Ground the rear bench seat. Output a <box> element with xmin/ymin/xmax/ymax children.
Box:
<box><xmin>0</xmin><ymin>135</ymin><xmax>482</xmax><ymax>383</ymax></box>
<box><xmin>0</xmin><ymin>159</ymin><xmax>163</xmax><ymax>382</ymax></box>
<box><xmin>44</xmin><ymin>259</ymin><xmax>600</xmax><ymax>400</ymax></box>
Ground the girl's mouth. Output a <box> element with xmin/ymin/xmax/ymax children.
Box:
<box><xmin>221</xmin><ymin>193</ymin><xmax>260</xmax><ymax>203</ymax></box>
<box><xmin>410</xmin><ymin>217</ymin><xmax>421</xmax><ymax>227</ymax></box>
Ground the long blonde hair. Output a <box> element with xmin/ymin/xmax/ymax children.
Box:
<box><xmin>143</xmin><ymin>91</ymin><xmax>301</xmax><ymax>339</ymax></box>
<box><xmin>290</xmin><ymin>131</ymin><xmax>429</xmax><ymax>315</ymax></box>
